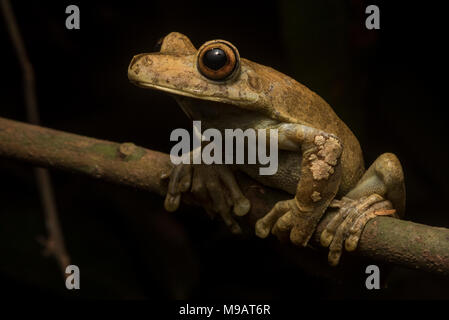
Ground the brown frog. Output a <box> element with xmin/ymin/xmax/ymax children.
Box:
<box><xmin>128</xmin><ymin>32</ymin><xmax>405</xmax><ymax>266</ymax></box>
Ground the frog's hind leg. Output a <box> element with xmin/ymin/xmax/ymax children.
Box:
<box><xmin>345</xmin><ymin>153</ymin><xmax>405</xmax><ymax>216</ymax></box>
<box><xmin>320</xmin><ymin>152</ymin><xmax>405</xmax><ymax>266</ymax></box>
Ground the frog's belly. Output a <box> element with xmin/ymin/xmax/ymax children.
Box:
<box><xmin>237</xmin><ymin>150</ymin><xmax>301</xmax><ymax>195</ymax></box>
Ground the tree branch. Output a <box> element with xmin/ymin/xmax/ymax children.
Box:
<box><xmin>0</xmin><ymin>116</ymin><xmax>448</xmax><ymax>277</ymax></box>
<box><xmin>0</xmin><ymin>0</ymin><xmax>70</xmax><ymax>276</ymax></box>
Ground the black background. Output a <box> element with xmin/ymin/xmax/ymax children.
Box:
<box><xmin>0</xmin><ymin>0</ymin><xmax>448</xmax><ymax>300</ymax></box>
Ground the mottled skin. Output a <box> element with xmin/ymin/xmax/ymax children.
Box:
<box><xmin>128</xmin><ymin>32</ymin><xmax>405</xmax><ymax>265</ymax></box>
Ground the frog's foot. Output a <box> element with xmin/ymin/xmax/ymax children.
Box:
<box><xmin>320</xmin><ymin>194</ymin><xmax>396</xmax><ymax>266</ymax></box>
<box><xmin>163</xmin><ymin>164</ymin><xmax>250</xmax><ymax>234</ymax></box>
<box><xmin>255</xmin><ymin>198</ymin><xmax>320</xmax><ymax>246</ymax></box>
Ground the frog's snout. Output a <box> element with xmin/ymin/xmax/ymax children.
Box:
<box><xmin>128</xmin><ymin>53</ymin><xmax>147</xmax><ymax>71</ymax></box>
<box><xmin>128</xmin><ymin>53</ymin><xmax>152</xmax><ymax>84</ymax></box>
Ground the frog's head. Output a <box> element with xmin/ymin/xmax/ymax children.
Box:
<box><xmin>128</xmin><ymin>32</ymin><xmax>297</xmax><ymax>122</ymax></box>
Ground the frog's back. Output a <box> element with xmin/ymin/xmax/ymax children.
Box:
<box><xmin>259</xmin><ymin>65</ymin><xmax>365</xmax><ymax>195</ymax></box>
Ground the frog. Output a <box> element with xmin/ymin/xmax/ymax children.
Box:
<box><xmin>128</xmin><ymin>32</ymin><xmax>405</xmax><ymax>266</ymax></box>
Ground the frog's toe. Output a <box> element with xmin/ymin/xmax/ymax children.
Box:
<box><xmin>322</xmin><ymin>193</ymin><xmax>395</xmax><ymax>266</ymax></box>
<box><xmin>164</xmin><ymin>193</ymin><xmax>181</xmax><ymax>212</ymax></box>
<box><xmin>164</xmin><ymin>164</ymin><xmax>192</xmax><ymax>212</ymax></box>
<box><xmin>345</xmin><ymin>200</ymin><xmax>395</xmax><ymax>251</ymax></box>
<box><xmin>190</xmin><ymin>166</ymin><xmax>209</xmax><ymax>202</ymax></box>
<box><xmin>320</xmin><ymin>197</ymin><xmax>356</xmax><ymax>247</ymax></box>
<box><xmin>255</xmin><ymin>200</ymin><xmax>291</xmax><ymax>239</ymax></box>
<box><xmin>165</xmin><ymin>163</ymin><xmax>248</xmax><ymax>234</ymax></box>
<box><xmin>204</xmin><ymin>172</ymin><xmax>241</xmax><ymax>234</ymax></box>
<box><xmin>215</xmin><ymin>166</ymin><xmax>250</xmax><ymax>217</ymax></box>
<box><xmin>190</xmin><ymin>165</ymin><xmax>247</xmax><ymax>234</ymax></box>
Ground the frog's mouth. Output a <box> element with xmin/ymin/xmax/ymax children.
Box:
<box><xmin>130</xmin><ymin>77</ymin><xmax>264</xmax><ymax>113</ymax></box>
<box><xmin>130</xmin><ymin>80</ymin><xmax>242</xmax><ymax>105</ymax></box>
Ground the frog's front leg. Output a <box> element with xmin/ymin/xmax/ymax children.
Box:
<box><xmin>255</xmin><ymin>123</ymin><xmax>343</xmax><ymax>247</ymax></box>
<box><xmin>320</xmin><ymin>153</ymin><xmax>405</xmax><ymax>266</ymax></box>
<box><xmin>163</xmin><ymin>162</ymin><xmax>251</xmax><ymax>234</ymax></box>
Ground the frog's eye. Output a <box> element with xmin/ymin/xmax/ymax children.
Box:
<box><xmin>197</xmin><ymin>40</ymin><xmax>239</xmax><ymax>81</ymax></box>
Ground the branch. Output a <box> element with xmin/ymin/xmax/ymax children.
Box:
<box><xmin>0</xmin><ymin>116</ymin><xmax>448</xmax><ymax>277</ymax></box>
<box><xmin>0</xmin><ymin>0</ymin><xmax>70</xmax><ymax>276</ymax></box>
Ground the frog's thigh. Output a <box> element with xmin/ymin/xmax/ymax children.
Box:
<box><xmin>346</xmin><ymin>152</ymin><xmax>405</xmax><ymax>216</ymax></box>
<box><xmin>256</xmin><ymin>123</ymin><xmax>343</xmax><ymax>246</ymax></box>
<box><xmin>321</xmin><ymin>153</ymin><xmax>405</xmax><ymax>265</ymax></box>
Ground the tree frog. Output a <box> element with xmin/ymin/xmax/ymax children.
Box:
<box><xmin>128</xmin><ymin>32</ymin><xmax>405</xmax><ymax>266</ymax></box>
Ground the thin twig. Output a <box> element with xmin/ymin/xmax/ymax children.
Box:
<box><xmin>0</xmin><ymin>117</ymin><xmax>448</xmax><ymax>277</ymax></box>
<box><xmin>0</xmin><ymin>0</ymin><xmax>70</xmax><ymax>276</ymax></box>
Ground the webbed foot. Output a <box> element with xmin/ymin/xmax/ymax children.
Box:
<box><xmin>255</xmin><ymin>198</ymin><xmax>321</xmax><ymax>246</ymax></box>
<box><xmin>320</xmin><ymin>193</ymin><xmax>396</xmax><ymax>266</ymax></box>
<box><xmin>163</xmin><ymin>164</ymin><xmax>250</xmax><ymax>234</ymax></box>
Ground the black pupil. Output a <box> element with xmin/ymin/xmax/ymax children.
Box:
<box><xmin>203</xmin><ymin>48</ymin><xmax>227</xmax><ymax>70</ymax></box>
